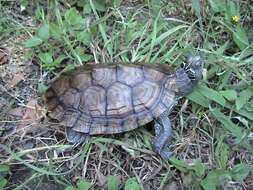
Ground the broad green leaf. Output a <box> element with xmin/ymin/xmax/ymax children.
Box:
<box><xmin>0</xmin><ymin>165</ymin><xmax>9</xmax><ymax>172</ymax></box>
<box><xmin>211</xmin><ymin>108</ymin><xmax>244</xmax><ymax>140</ymax></box>
<box><xmin>0</xmin><ymin>178</ymin><xmax>7</xmax><ymax>189</ymax></box>
<box><xmin>207</xmin><ymin>0</ymin><xmax>226</xmax><ymax>12</ymax></box>
<box><xmin>201</xmin><ymin>169</ymin><xmax>229</xmax><ymax>190</ymax></box>
<box><xmin>230</xmin><ymin>163</ymin><xmax>250</xmax><ymax>182</ymax></box>
<box><xmin>39</xmin><ymin>52</ymin><xmax>53</xmax><ymax>65</ymax></box>
<box><xmin>218</xmin><ymin>69</ymin><xmax>232</xmax><ymax>90</ymax></box>
<box><xmin>192</xmin><ymin>0</ymin><xmax>201</xmax><ymax>16</ymax></box>
<box><xmin>53</xmin><ymin>54</ymin><xmax>65</xmax><ymax>67</ymax></box>
<box><xmin>83</xmin><ymin>4</ymin><xmax>92</xmax><ymax>13</ymax></box>
<box><xmin>64</xmin><ymin>186</ymin><xmax>75</xmax><ymax>190</ymax></box>
<box><xmin>38</xmin><ymin>23</ymin><xmax>49</xmax><ymax>40</ymax></box>
<box><xmin>234</xmin><ymin>107</ymin><xmax>253</xmax><ymax>121</ymax></box>
<box><xmin>198</xmin><ymin>85</ymin><xmax>226</xmax><ymax>106</ymax></box>
<box><xmin>38</xmin><ymin>82</ymin><xmax>48</xmax><ymax>94</ymax></box>
<box><xmin>235</xmin><ymin>88</ymin><xmax>253</xmax><ymax>110</ymax></box>
<box><xmin>219</xmin><ymin>90</ymin><xmax>237</xmax><ymax>101</ymax></box>
<box><xmin>215</xmin><ymin>140</ymin><xmax>229</xmax><ymax>169</ymax></box>
<box><xmin>77</xmin><ymin>179</ymin><xmax>91</xmax><ymax>190</ymax></box>
<box><xmin>146</xmin><ymin>10</ymin><xmax>159</xmax><ymax>62</ymax></box>
<box><xmin>216</xmin><ymin>41</ymin><xmax>229</xmax><ymax>55</ymax></box>
<box><xmin>151</xmin><ymin>0</ymin><xmax>161</xmax><ymax>16</ymax></box>
<box><xmin>75</xmin><ymin>46</ymin><xmax>93</xmax><ymax>62</ymax></box>
<box><xmin>245</xmin><ymin>103</ymin><xmax>253</xmax><ymax>112</ymax></box>
<box><xmin>233</xmin><ymin>25</ymin><xmax>249</xmax><ymax>51</ymax></box>
<box><xmin>227</xmin><ymin>1</ymin><xmax>239</xmax><ymax>17</ymax></box>
<box><xmin>35</xmin><ymin>6</ymin><xmax>44</xmax><ymax>20</ymax></box>
<box><xmin>93</xmin><ymin>0</ymin><xmax>106</xmax><ymax>12</ymax></box>
<box><xmin>50</xmin><ymin>23</ymin><xmax>62</xmax><ymax>40</ymax></box>
<box><xmin>225</xmin><ymin>1</ymin><xmax>239</xmax><ymax>24</ymax></box>
<box><xmin>187</xmin><ymin>88</ymin><xmax>209</xmax><ymax>108</ymax></box>
<box><xmin>20</xmin><ymin>0</ymin><xmax>28</xmax><ymax>11</ymax></box>
<box><xmin>113</xmin><ymin>0</ymin><xmax>122</xmax><ymax>7</ymax></box>
<box><xmin>108</xmin><ymin>176</ymin><xmax>119</xmax><ymax>190</ymax></box>
<box><xmin>169</xmin><ymin>157</ymin><xmax>192</xmax><ymax>172</ymax></box>
<box><xmin>24</xmin><ymin>36</ymin><xmax>43</xmax><ymax>47</ymax></box>
<box><xmin>194</xmin><ymin>160</ymin><xmax>205</xmax><ymax>177</ymax></box>
<box><xmin>77</xmin><ymin>31</ymin><xmax>92</xmax><ymax>45</ymax></box>
<box><xmin>153</xmin><ymin>25</ymin><xmax>187</xmax><ymax>47</ymax></box>
<box><xmin>65</xmin><ymin>8</ymin><xmax>83</xmax><ymax>25</ymax></box>
<box><xmin>89</xmin><ymin>1</ymin><xmax>112</xmax><ymax>55</ymax></box>
<box><xmin>124</xmin><ymin>178</ymin><xmax>141</xmax><ymax>190</ymax></box>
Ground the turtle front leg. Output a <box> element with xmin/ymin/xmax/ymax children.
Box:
<box><xmin>66</xmin><ymin>128</ymin><xmax>89</xmax><ymax>145</ymax></box>
<box><xmin>153</xmin><ymin>113</ymin><xmax>173</xmax><ymax>159</ymax></box>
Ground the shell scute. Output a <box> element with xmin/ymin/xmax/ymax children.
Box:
<box><xmin>61</xmin><ymin>110</ymin><xmax>80</xmax><ymax>127</ymax></box>
<box><xmin>82</xmin><ymin>86</ymin><xmax>106</xmax><ymax>116</ymax></box>
<box><xmin>161</xmin><ymin>90</ymin><xmax>176</xmax><ymax>110</ymax></box>
<box><xmin>92</xmin><ymin>67</ymin><xmax>116</xmax><ymax>88</ymax></box>
<box><xmin>71</xmin><ymin>73</ymin><xmax>91</xmax><ymax>90</ymax></box>
<box><xmin>106</xmin><ymin>82</ymin><xmax>133</xmax><ymax>116</ymax></box>
<box><xmin>117</xmin><ymin>65</ymin><xmax>144</xmax><ymax>86</ymax></box>
<box><xmin>72</xmin><ymin>116</ymin><xmax>91</xmax><ymax>133</ymax></box>
<box><xmin>144</xmin><ymin>67</ymin><xmax>165</xmax><ymax>82</ymax></box>
<box><xmin>133</xmin><ymin>81</ymin><xmax>161</xmax><ymax>112</ymax></box>
<box><xmin>61</xmin><ymin>88</ymin><xmax>80</xmax><ymax>109</ymax></box>
<box><xmin>51</xmin><ymin>77</ymin><xmax>70</xmax><ymax>95</ymax></box>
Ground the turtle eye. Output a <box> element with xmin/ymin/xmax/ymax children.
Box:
<box><xmin>187</xmin><ymin>68</ymin><xmax>196</xmax><ymax>80</ymax></box>
<box><xmin>181</xmin><ymin>62</ymin><xmax>186</xmax><ymax>68</ymax></box>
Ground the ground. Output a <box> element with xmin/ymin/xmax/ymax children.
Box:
<box><xmin>0</xmin><ymin>1</ymin><xmax>253</xmax><ymax>190</ymax></box>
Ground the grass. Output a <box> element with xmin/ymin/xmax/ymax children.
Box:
<box><xmin>0</xmin><ymin>0</ymin><xmax>253</xmax><ymax>189</ymax></box>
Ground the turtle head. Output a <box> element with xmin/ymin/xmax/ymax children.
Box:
<box><xmin>182</xmin><ymin>55</ymin><xmax>203</xmax><ymax>82</ymax></box>
<box><xmin>173</xmin><ymin>55</ymin><xmax>203</xmax><ymax>96</ymax></box>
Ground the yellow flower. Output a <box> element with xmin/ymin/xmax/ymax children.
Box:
<box><xmin>231</xmin><ymin>15</ymin><xmax>240</xmax><ymax>24</ymax></box>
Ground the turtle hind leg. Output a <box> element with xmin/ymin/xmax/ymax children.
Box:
<box><xmin>159</xmin><ymin>146</ymin><xmax>173</xmax><ymax>160</ymax></box>
<box><xmin>66</xmin><ymin>127</ymin><xmax>89</xmax><ymax>145</ymax></box>
<box><xmin>153</xmin><ymin>113</ymin><xmax>173</xmax><ymax>159</ymax></box>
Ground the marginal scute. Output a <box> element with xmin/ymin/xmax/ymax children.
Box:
<box><xmin>164</xmin><ymin>77</ymin><xmax>176</xmax><ymax>90</ymax></box>
<box><xmin>162</xmin><ymin>90</ymin><xmax>176</xmax><ymax>110</ymax></box>
<box><xmin>107</xmin><ymin>82</ymin><xmax>132</xmax><ymax>116</ymax></box>
<box><xmin>144</xmin><ymin>67</ymin><xmax>165</xmax><ymax>82</ymax></box>
<box><xmin>136</xmin><ymin>112</ymin><xmax>153</xmax><ymax>126</ymax></box>
<box><xmin>133</xmin><ymin>81</ymin><xmax>161</xmax><ymax>112</ymax></box>
<box><xmin>118</xmin><ymin>65</ymin><xmax>144</xmax><ymax>86</ymax></box>
<box><xmin>151</xmin><ymin>103</ymin><xmax>168</xmax><ymax>118</ymax></box>
<box><xmin>45</xmin><ymin>90</ymin><xmax>58</xmax><ymax>111</ymax></box>
<box><xmin>71</xmin><ymin>73</ymin><xmax>91</xmax><ymax>90</ymax></box>
<box><xmin>83</xmin><ymin>86</ymin><xmax>106</xmax><ymax>116</ymax></box>
<box><xmin>72</xmin><ymin>116</ymin><xmax>91</xmax><ymax>133</ymax></box>
<box><xmin>121</xmin><ymin>115</ymin><xmax>138</xmax><ymax>130</ymax></box>
<box><xmin>92</xmin><ymin>67</ymin><xmax>116</xmax><ymax>88</ymax></box>
<box><xmin>61</xmin><ymin>88</ymin><xmax>80</xmax><ymax>108</ymax></box>
<box><xmin>51</xmin><ymin>77</ymin><xmax>69</xmax><ymax>95</ymax></box>
<box><xmin>61</xmin><ymin>110</ymin><xmax>80</xmax><ymax>127</ymax></box>
<box><xmin>48</xmin><ymin>105</ymin><xmax>64</xmax><ymax>120</ymax></box>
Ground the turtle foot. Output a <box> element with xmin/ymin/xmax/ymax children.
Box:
<box><xmin>152</xmin><ymin>140</ymin><xmax>173</xmax><ymax>160</ymax></box>
<box><xmin>66</xmin><ymin>128</ymin><xmax>89</xmax><ymax>145</ymax></box>
<box><xmin>159</xmin><ymin>147</ymin><xmax>173</xmax><ymax>160</ymax></box>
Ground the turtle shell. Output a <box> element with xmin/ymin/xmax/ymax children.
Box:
<box><xmin>44</xmin><ymin>63</ymin><xmax>177</xmax><ymax>134</ymax></box>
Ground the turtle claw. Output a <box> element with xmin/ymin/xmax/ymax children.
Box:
<box><xmin>66</xmin><ymin>128</ymin><xmax>88</xmax><ymax>145</ymax></box>
<box><xmin>153</xmin><ymin>142</ymin><xmax>173</xmax><ymax>160</ymax></box>
<box><xmin>160</xmin><ymin>147</ymin><xmax>173</xmax><ymax>160</ymax></box>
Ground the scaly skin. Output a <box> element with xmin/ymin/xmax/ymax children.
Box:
<box><xmin>153</xmin><ymin>112</ymin><xmax>173</xmax><ymax>159</ymax></box>
<box><xmin>66</xmin><ymin>128</ymin><xmax>89</xmax><ymax>145</ymax></box>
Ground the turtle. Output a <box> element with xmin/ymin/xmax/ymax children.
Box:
<box><xmin>44</xmin><ymin>55</ymin><xmax>203</xmax><ymax>159</ymax></box>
